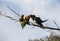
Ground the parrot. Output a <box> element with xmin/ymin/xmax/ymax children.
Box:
<box><xmin>30</xmin><ymin>15</ymin><xmax>48</xmax><ymax>28</ymax></box>
<box><xmin>19</xmin><ymin>15</ymin><xmax>30</xmax><ymax>29</ymax></box>
<box><xmin>19</xmin><ymin>15</ymin><xmax>27</xmax><ymax>29</ymax></box>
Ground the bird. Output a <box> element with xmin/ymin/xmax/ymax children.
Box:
<box><xmin>19</xmin><ymin>15</ymin><xmax>31</xmax><ymax>28</ymax></box>
<box><xmin>29</xmin><ymin>15</ymin><xmax>48</xmax><ymax>28</ymax></box>
<box><xmin>19</xmin><ymin>15</ymin><xmax>27</xmax><ymax>29</ymax></box>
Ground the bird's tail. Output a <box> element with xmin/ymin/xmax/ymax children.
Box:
<box><xmin>42</xmin><ymin>19</ymin><xmax>48</xmax><ymax>23</ymax></box>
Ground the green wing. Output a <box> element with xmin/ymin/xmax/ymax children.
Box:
<box><xmin>21</xmin><ymin>20</ymin><xmax>27</xmax><ymax>29</ymax></box>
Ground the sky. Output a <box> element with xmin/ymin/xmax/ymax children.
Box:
<box><xmin>0</xmin><ymin>0</ymin><xmax>60</xmax><ymax>41</ymax></box>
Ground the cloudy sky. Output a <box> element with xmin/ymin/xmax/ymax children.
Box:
<box><xmin>0</xmin><ymin>0</ymin><xmax>60</xmax><ymax>41</ymax></box>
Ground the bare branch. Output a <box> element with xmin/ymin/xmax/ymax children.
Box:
<box><xmin>28</xmin><ymin>22</ymin><xmax>60</xmax><ymax>30</ymax></box>
<box><xmin>0</xmin><ymin>12</ymin><xmax>60</xmax><ymax>30</ymax></box>
<box><xmin>0</xmin><ymin>13</ymin><xmax>19</xmax><ymax>22</ymax></box>
<box><xmin>53</xmin><ymin>20</ymin><xmax>59</xmax><ymax>28</ymax></box>
<box><xmin>7</xmin><ymin>5</ymin><xmax>20</xmax><ymax>16</ymax></box>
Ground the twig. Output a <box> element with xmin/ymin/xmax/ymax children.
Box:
<box><xmin>53</xmin><ymin>20</ymin><xmax>59</xmax><ymax>28</ymax></box>
<box><xmin>7</xmin><ymin>5</ymin><xmax>20</xmax><ymax>16</ymax></box>
<box><xmin>0</xmin><ymin>13</ymin><xmax>19</xmax><ymax>22</ymax></box>
<box><xmin>28</xmin><ymin>22</ymin><xmax>60</xmax><ymax>30</ymax></box>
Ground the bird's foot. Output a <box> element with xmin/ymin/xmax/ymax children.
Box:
<box><xmin>40</xmin><ymin>26</ymin><xmax>45</xmax><ymax>29</ymax></box>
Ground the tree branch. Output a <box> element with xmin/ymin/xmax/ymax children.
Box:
<box><xmin>53</xmin><ymin>20</ymin><xmax>59</xmax><ymax>28</ymax></box>
<box><xmin>7</xmin><ymin>5</ymin><xmax>20</xmax><ymax>16</ymax></box>
<box><xmin>28</xmin><ymin>22</ymin><xmax>60</xmax><ymax>30</ymax></box>
<box><xmin>0</xmin><ymin>12</ymin><xmax>60</xmax><ymax>30</ymax></box>
<box><xmin>0</xmin><ymin>13</ymin><xmax>19</xmax><ymax>22</ymax></box>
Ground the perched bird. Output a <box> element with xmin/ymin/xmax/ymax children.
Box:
<box><xmin>30</xmin><ymin>15</ymin><xmax>48</xmax><ymax>28</ymax></box>
<box><xmin>34</xmin><ymin>17</ymin><xmax>48</xmax><ymax>24</ymax></box>
<box><xmin>19</xmin><ymin>15</ymin><xmax>30</xmax><ymax>29</ymax></box>
<box><xmin>19</xmin><ymin>15</ymin><xmax>26</xmax><ymax>29</ymax></box>
<box><xmin>33</xmin><ymin>17</ymin><xmax>44</xmax><ymax>28</ymax></box>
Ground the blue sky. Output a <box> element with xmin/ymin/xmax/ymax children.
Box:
<box><xmin>0</xmin><ymin>0</ymin><xmax>60</xmax><ymax>41</ymax></box>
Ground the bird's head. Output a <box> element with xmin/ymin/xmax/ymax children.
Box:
<box><xmin>29</xmin><ymin>15</ymin><xmax>36</xmax><ymax>20</ymax></box>
<box><xmin>19</xmin><ymin>15</ymin><xmax>24</xmax><ymax>22</ymax></box>
<box><xmin>20</xmin><ymin>15</ymin><xmax>24</xmax><ymax>19</ymax></box>
<box><xmin>25</xmin><ymin>15</ymin><xmax>30</xmax><ymax>21</ymax></box>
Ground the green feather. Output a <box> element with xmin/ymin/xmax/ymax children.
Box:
<box><xmin>21</xmin><ymin>20</ymin><xmax>27</xmax><ymax>29</ymax></box>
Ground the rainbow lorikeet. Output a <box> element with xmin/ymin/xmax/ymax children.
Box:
<box><xmin>20</xmin><ymin>15</ymin><xmax>30</xmax><ymax>29</ymax></box>
<box><xmin>30</xmin><ymin>15</ymin><xmax>48</xmax><ymax>28</ymax></box>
